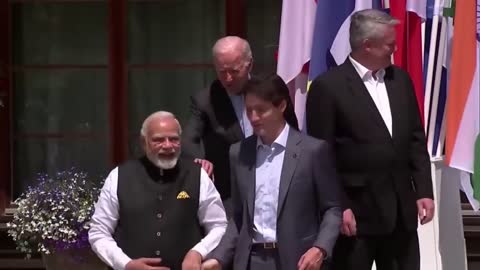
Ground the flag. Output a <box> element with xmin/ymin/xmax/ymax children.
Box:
<box><xmin>308</xmin><ymin>0</ymin><xmax>382</xmax><ymax>82</ymax></box>
<box><xmin>445</xmin><ymin>0</ymin><xmax>480</xmax><ymax>200</ymax></box>
<box><xmin>307</xmin><ymin>1</ymin><xmax>354</xmax><ymax>82</ymax></box>
<box><xmin>278</xmin><ymin>0</ymin><xmax>384</xmax><ymax>130</ymax></box>
<box><xmin>390</xmin><ymin>0</ymin><xmax>426</xmax><ymax>125</ymax></box>
<box><xmin>277</xmin><ymin>0</ymin><xmax>316</xmax><ymax>130</ymax></box>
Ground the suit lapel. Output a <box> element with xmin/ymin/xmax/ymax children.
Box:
<box><xmin>242</xmin><ymin>137</ymin><xmax>257</xmax><ymax>222</ymax></box>
<box><xmin>384</xmin><ymin>68</ymin><xmax>401</xmax><ymax>140</ymax></box>
<box><xmin>228</xmin><ymin>109</ymin><xmax>245</xmax><ymax>142</ymax></box>
<box><xmin>277</xmin><ymin>129</ymin><xmax>301</xmax><ymax>218</ymax></box>
<box><xmin>343</xmin><ymin>60</ymin><xmax>392</xmax><ymax>139</ymax></box>
<box><xmin>210</xmin><ymin>81</ymin><xmax>245</xmax><ymax>141</ymax></box>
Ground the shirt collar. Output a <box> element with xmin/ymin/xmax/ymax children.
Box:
<box><xmin>349</xmin><ymin>55</ymin><xmax>385</xmax><ymax>81</ymax></box>
<box><xmin>228</xmin><ymin>90</ymin><xmax>243</xmax><ymax>98</ymax></box>
<box><xmin>257</xmin><ymin>123</ymin><xmax>290</xmax><ymax>149</ymax></box>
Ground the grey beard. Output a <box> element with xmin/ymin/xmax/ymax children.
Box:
<box><xmin>147</xmin><ymin>151</ymin><xmax>180</xmax><ymax>170</ymax></box>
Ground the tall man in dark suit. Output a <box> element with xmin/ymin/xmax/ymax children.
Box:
<box><xmin>306</xmin><ymin>9</ymin><xmax>435</xmax><ymax>270</ymax></box>
<box><xmin>202</xmin><ymin>74</ymin><xmax>342</xmax><ymax>270</ymax></box>
<box><xmin>183</xmin><ymin>37</ymin><xmax>298</xmax><ymax>211</ymax></box>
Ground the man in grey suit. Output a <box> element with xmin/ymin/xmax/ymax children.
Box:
<box><xmin>202</xmin><ymin>74</ymin><xmax>342</xmax><ymax>270</ymax></box>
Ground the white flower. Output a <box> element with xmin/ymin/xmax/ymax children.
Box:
<box><xmin>7</xmin><ymin>170</ymin><xmax>103</xmax><ymax>256</ymax></box>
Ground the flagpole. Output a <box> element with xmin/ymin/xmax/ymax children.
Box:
<box><xmin>435</xmin><ymin>15</ymin><xmax>453</xmax><ymax>158</ymax></box>
<box><xmin>424</xmin><ymin>14</ymin><xmax>440</xmax><ymax>153</ymax></box>
<box><xmin>421</xmin><ymin>20</ymin><xmax>426</xmax><ymax>64</ymax></box>
<box><xmin>427</xmin><ymin>15</ymin><xmax>448</xmax><ymax>158</ymax></box>
<box><xmin>436</xmin><ymin>107</ymin><xmax>447</xmax><ymax>157</ymax></box>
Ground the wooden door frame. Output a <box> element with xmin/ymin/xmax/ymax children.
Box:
<box><xmin>0</xmin><ymin>1</ymin><xmax>11</xmax><ymax>215</ymax></box>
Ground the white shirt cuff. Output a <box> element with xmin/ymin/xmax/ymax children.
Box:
<box><xmin>113</xmin><ymin>253</ymin><xmax>131</xmax><ymax>270</ymax></box>
<box><xmin>190</xmin><ymin>244</ymin><xmax>208</xmax><ymax>259</ymax></box>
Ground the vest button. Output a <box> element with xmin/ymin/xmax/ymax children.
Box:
<box><xmin>155</xmin><ymin>250</ymin><xmax>161</xmax><ymax>256</ymax></box>
<box><xmin>156</xmin><ymin>231</ymin><xmax>161</xmax><ymax>237</ymax></box>
<box><xmin>157</xmin><ymin>213</ymin><xmax>163</xmax><ymax>219</ymax></box>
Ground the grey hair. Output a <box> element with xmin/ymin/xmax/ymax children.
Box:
<box><xmin>212</xmin><ymin>36</ymin><xmax>252</xmax><ymax>63</ymax></box>
<box><xmin>140</xmin><ymin>111</ymin><xmax>182</xmax><ymax>137</ymax></box>
<box><xmin>349</xmin><ymin>9</ymin><xmax>399</xmax><ymax>50</ymax></box>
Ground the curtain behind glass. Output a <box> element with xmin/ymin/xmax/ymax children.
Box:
<box><xmin>12</xmin><ymin>3</ymin><xmax>108</xmax><ymax>197</ymax></box>
<box><xmin>247</xmin><ymin>0</ymin><xmax>281</xmax><ymax>77</ymax></box>
<box><xmin>127</xmin><ymin>0</ymin><xmax>224</xmax><ymax>157</ymax></box>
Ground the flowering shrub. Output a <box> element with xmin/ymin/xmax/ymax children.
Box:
<box><xmin>7</xmin><ymin>170</ymin><xmax>103</xmax><ymax>256</ymax></box>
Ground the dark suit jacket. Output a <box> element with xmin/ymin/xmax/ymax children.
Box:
<box><xmin>182</xmin><ymin>80</ymin><xmax>244</xmax><ymax>200</ymax></box>
<box><xmin>306</xmin><ymin>60</ymin><xmax>434</xmax><ymax>235</ymax></box>
<box><xmin>182</xmin><ymin>79</ymin><xmax>298</xmax><ymax>200</ymax></box>
<box><xmin>211</xmin><ymin>128</ymin><xmax>342</xmax><ymax>270</ymax></box>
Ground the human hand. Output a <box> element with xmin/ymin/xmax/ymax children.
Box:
<box><xmin>297</xmin><ymin>247</ymin><xmax>325</xmax><ymax>270</ymax></box>
<box><xmin>125</xmin><ymin>258</ymin><xmax>170</xmax><ymax>270</ymax></box>
<box><xmin>341</xmin><ymin>208</ymin><xmax>357</xmax><ymax>236</ymax></box>
<box><xmin>194</xmin><ymin>158</ymin><xmax>214</xmax><ymax>178</ymax></box>
<box><xmin>201</xmin><ymin>259</ymin><xmax>221</xmax><ymax>270</ymax></box>
<box><xmin>417</xmin><ymin>198</ymin><xmax>435</xmax><ymax>225</ymax></box>
<box><xmin>182</xmin><ymin>250</ymin><xmax>203</xmax><ymax>270</ymax></box>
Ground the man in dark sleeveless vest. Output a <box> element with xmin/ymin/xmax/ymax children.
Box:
<box><xmin>89</xmin><ymin>111</ymin><xmax>228</xmax><ymax>270</ymax></box>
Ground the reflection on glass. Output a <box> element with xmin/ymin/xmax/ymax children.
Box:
<box><xmin>14</xmin><ymin>70</ymin><xmax>108</xmax><ymax>134</ymax></box>
<box><xmin>127</xmin><ymin>0</ymin><xmax>224</xmax><ymax>158</ymax></box>
<box><xmin>13</xmin><ymin>138</ymin><xmax>109</xmax><ymax>198</ymax></box>
<box><xmin>128</xmin><ymin>0</ymin><xmax>224</xmax><ymax>64</ymax></box>
<box><xmin>247</xmin><ymin>0</ymin><xmax>281</xmax><ymax>76</ymax></box>
<box><xmin>12</xmin><ymin>2</ymin><xmax>108</xmax><ymax>65</ymax></box>
<box><xmin>13</xmin><ymin>70</ymin><xmax>109</xmax><ymax>198</ymax></box>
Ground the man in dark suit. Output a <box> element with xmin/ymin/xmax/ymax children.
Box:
<box><xmin>183</xmin><ymin>37</ymin><xmax>298</xmax><ymax>209</ymax></box>
<box><xmin>306</xmin><ymin>9</ymin><xmax>435</xmax><ymax>270</ymax></box>
<box><xmin>202</xmin><ymin>74</ymin><xmax>342</xmax><ymax>270</ymax></box>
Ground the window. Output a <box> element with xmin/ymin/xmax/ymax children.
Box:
<box><xmin>0</xmin><ymin>0</ymin><xmax>282</xmax><ymax>213</ymax></box>
<box><xmin>126</xmin><ymin>0</ymin><xmax>223</xmax><ymax>156</ymax></box>
<box><xmin>247</xmin><ymin>0</ymin><xmax>281</xmax><ymax>76</ymax></box>
<box><xmin>11</xmin><ymin>2</ymin><xmax>109</xmax><ymax>197</ymax></box>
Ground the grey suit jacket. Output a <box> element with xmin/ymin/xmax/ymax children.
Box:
<box><xmin>210</xmin><ymin>128</ymin><xmax>342</xmax><ymax>270</ymax></box>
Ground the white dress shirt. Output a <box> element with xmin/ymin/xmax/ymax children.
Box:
<box><xmin>229</xmin><ymin>94</ymin><xmax>253</xmax><ymax>137</ymax></box>
<box><xmin>252</xmin><ymin>124</ymin><xmax>290</xmax><ymax>243</ymax></box>
<box><xmin>349</xmin><ymin>56</ymin><xmax>393</xmax><ymax>136</ymax></box>
<box><xmin>88</xmin><ymin>167</ymin><xmax>227</xmax><ymax>270</ymax></box>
